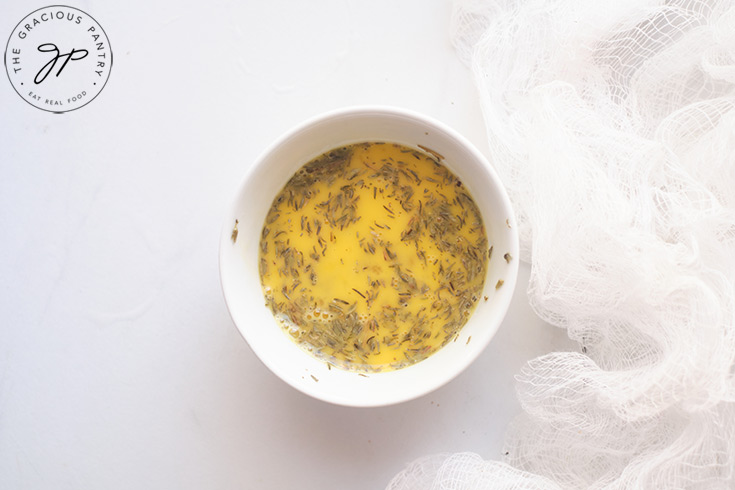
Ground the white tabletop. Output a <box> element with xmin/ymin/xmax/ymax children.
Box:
<box><xmin>0</xmin><ymin>1</ymin><xmax>573</xmax><ymax>488</ymax></box>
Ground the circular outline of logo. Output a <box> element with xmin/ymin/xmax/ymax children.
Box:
<box><xmin>4</xmin><ymin>5</ymin><xmax>113</xmax><ymax>113</ymax></box>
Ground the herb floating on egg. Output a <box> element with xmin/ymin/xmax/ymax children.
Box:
<box><xmin>259</xmin><ymin>142</ymin><xmax>490</xmax><ymax>372</ymax></box>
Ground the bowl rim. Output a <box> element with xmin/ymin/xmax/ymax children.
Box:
<box><xmin>219</xmin><ymin>105</ymin><xmax>520</xmax><ymax>406</ymax></box>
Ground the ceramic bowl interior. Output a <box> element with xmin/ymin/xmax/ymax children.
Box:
<box><xmin>219</xmin><ymin>106</ymin><xmax>519</xmax><ymax>407</ymax></box>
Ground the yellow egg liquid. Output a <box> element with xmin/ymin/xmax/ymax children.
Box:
<box><xmin>259</xmin><ymin>142</ymin><xmax>488</xmax><ymax>372</ymax></box>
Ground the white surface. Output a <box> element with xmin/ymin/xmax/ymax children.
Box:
<box><xmin>0</xmin><ymin>1</ymin><xmax>574</xmax><ymax>488</ymax></box>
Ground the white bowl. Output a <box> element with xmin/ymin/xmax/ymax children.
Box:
<box><xmin>219</xmin><ymin>106</ymin><xmax>519</xmax><ymax>407</ymax></box>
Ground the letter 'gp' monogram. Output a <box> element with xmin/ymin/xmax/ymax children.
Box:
<box><xmin>4</xmin><ymin>5</ymin><xmax>112</xmax><ymax>113</ymax></box>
